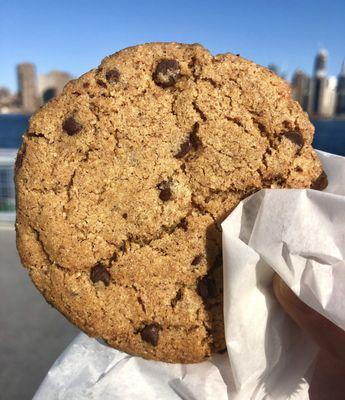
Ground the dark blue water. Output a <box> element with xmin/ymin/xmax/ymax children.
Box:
<box><xmin>0</xmin><ymin>114</ymin><xmax>29</xmax><ymax>148</ymax></box>
<box><xmin>312</xmin><ymin>120</ymin><xmax>345</xmax><ymax>156</ymax></box>
<box><xmin>0</xmin><ymin>114</ymin><xmax>344</xmax><ymax>156</ymax></box>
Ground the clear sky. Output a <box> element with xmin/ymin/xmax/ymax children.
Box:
<box><xmin>1</xmin><ymin>0</ymin><xmax>344</xmax><ymax>92</ymax></box>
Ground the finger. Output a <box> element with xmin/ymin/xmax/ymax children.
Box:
<box><xmin>273</xmin><ymin>274</ymin><xmax>345</xmax><ymax>363</ymax></box>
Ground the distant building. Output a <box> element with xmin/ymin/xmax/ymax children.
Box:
<box><xmin>310</xmin><ymin>76</ymin><xmax>337</xmax><ymax>118</ymax></box>
<box><xmin>0</xmin><ymin>87</ymin><xmax>11</xmax><ymax>100</ymax></box>
<box><xmin>17</xmin><ymin>63</ymin><xmax>39</xmax><ymax>113</ymax></box>
<box><xmin>308</xmin><ymin>49</ymin><xmax>336</xmax><ymax>117</ymax></box>
<box><xmin>313</xmin><ymin>49</ymin><xmax>328</xmax><ymax>78</ymax></box>
<box><xmin>38</xmin><ymin>71</ymin><xmax>73</xmax><ymax>103</ymax></box>
<box><xmin>310</xmin><ymin>76</ymin><xmax>327</xmax><ymax>115</ymax></box>
<box><xmin>336</xmin><ymin>61</ymin><xmax>345</xmax><ymax>115</ymax></box>
<box><xmin>0</xmin><ymin>87</ymin><xmax>20</xmax><ymax>114</ymax></box>
<box><xmin>321</xmin><ymin>76</ymin><xmax>337</xmax><ymax>117</ymax></box>
<box><xmin>291</xmin><ymin>70</ymin><xmax>310</xmax><ymax>111</ymax></box>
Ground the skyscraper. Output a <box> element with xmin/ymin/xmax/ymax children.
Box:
<box><xmin>336</xmin><ymin>61</ymin><xmax>345</xmax><ymax>115</ymax></box>
<box><xmin>17</xmin><ymin>63</ymin><xmax>39</xmax><ymax>113</ymax></box>
<box><xmin>321</xmin><ymin>77</ymin><xmax>337</xmax><ymax>117</ymax></box>
<box><xmin>313</xmin><ymin>49</ymin><xmax>328</xmax><ymax>78</ymax></box>
<box><xmin>291</xmin><ymin>70</ymin><xmax>310</xmax><ymax>111</ymax></box>
<box><xmin>309</xmin><ymin>49</ymin><xmax>333</xmax><ymax>117</ymax></box>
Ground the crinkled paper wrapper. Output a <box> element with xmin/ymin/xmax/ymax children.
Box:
<box><xmin>34</xmin><ymin>151</ymin><xmax>345</xmax><ymax>400</ymax></box>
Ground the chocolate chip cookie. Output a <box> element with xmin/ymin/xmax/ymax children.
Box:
<box><xmin>15</xmin><ymin>42</ymin><xmax>326</xmax><ymax>363</ymax></box>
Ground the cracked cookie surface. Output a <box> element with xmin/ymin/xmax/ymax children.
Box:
<box><xmin>15</xmin><ymin>42</ymin><xmax>325</xmax><ymax>363</ymax></box>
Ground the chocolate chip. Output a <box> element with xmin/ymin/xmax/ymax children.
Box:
<box><xmin>283</xmin><ymin>131</ymin><xmax>304</xmax><ymax>148</ymax></box>
<box><xmin>90</xmin><ymin>263</ymin><xmax>110</xmax><ymax>286</ymax></box>
<box><xmin>175</xmin><ymin>139</ymin><xmax>193</xmax><ymax>158</ymax></box>
<box><xmin>140</xmin><ymin>324</ymin><xmax>160</xmax><ymax>346</ymax></box>
<box><xmin>157</xmin><ymin>181</ymin><xmax>172</xmax><ymax>201</ymax></box>
<box><xmin>197</xmin><ymin>276</ymin><xmax>217</xmax><ymax>300</ymax></box>
<box><xmin>175</xmin><ymin>123</ymin><xmax>201</xmax><ymax>158</ymax></box>
<box><xmin>311</xmin><ymin>171</ymin><xmax>328</xmax><ymax>191</ymax></box>
<box><xmin>105</xmin><ymin>68</ymin><xmax>120</xmax><ymax>84</ymax></box>
<box><xmin>191</xmin><ymin>254</ymin><xmax>203</xmax><ymax>266</ymax></box>
<box><xmin>96</xmin><ymin>79</ymin><xmax>107</xmax><ymax>88</ymax></box>
<box><xmin>295</xmin><ymin>166</ymin><xmax>303</xmax><ymax>172</ymax></box>
<box><xmin>153</xmin><ymin>59</ymin><xmax>181</xmax><ymax>88</ymax></box>
<box><xmin>122</xmin><ymin>213</ymin><xmax>128</xmax><ymax>219</ymax></box>
<box><xmin>62</xmin><ymin>117</ymin><xmax>83</xmax><ymax>136</ymax></box>
<box><xmin>159</xmin><ymin>187</ymin><xmax>172</xmax><ymax>201</ymax></box>
<box><xmin>171</xmin><ymin>289</ymin><xmax>183</xmax><ymax>307</ymax></box>
<box><xmin>177</xmin><ymin>218</ymin><xmax>188</xmax><ymax>231</ymax></box>
<box><xmin>83</xmin><ymin>82</ymin><xmax>90</xmax><ymax>88</ymax></box>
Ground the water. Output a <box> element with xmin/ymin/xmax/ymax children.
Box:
<box><xmin>312</xmin><ymin>120</ymin><xmax>345</xmax><ymax>156</ymax></box>
<box><xmin>0</xmin><ymin>114</ymin><xmax>29</xmax><ymax>149</ymax></box>
<box><xmin>0</xmin><ymin>114</ymin><xmax>344</xmax><ymax>156</ymax></box>
<box><xmin>0</xmin><ymin>115</ymin><xmax>29</xmax><ymax>215</ymax></box>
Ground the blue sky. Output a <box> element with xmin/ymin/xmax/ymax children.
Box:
<box><xmin>1</xmin><ymin>0</ymin><xmax>344</xmax><ymax>92</ymax></box>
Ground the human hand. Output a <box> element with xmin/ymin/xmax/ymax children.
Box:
<box><xmin>273</xmin><ymin>274</ymin><xmax>345</xmax><ymax>399</ymax></box>
<box><xmin>273</xmin><ymin>274</ymin><xmax>345</xmax><ymax>362</ymax></box>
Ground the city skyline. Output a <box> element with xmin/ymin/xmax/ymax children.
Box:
<box><xmin>1</xmin><ymin>49</ymin><xmax>344</xmax><ymax>94</ymax></box>
<box><xmin>291</xmin><ymin>49</ymin><xmax>345</xmax><ymax>117</ymax></box>
<box><xmin>2</xmin><ymin>50</ymin><xmax>344</xmax><ymax>93</ymax></box>
<box><xmin>0</xmin><ymin>65</ymin><xmax>73</xmax><ymax>114</ymax></box>
<box><xmin>1</xmin><ymin>49</ymin><xmax>345</xmax><ymax>117</ymax></box>
<box><xmin>1</xmin><ymin>0</ymin><xmax>345</xmax><ymax>91</ymax></box>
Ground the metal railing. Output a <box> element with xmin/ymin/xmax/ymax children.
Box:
<box><xmin>0</xmin><ymin>148</ymin><xmax>16</xmax><ymax>225</ymax></box>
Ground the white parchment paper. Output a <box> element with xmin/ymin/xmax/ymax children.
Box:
<box><xmin>34</xmin><ymin>151</ymin><xmax>345</xmax><ymax>400</ymax></box>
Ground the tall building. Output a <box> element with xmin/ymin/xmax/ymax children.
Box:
<box><xmin>310</xmin><ymin>76</ymin><xmax>337</xmax><ymax>118</ymax></box>
<box><xmin>38</xmin><ymin>71</ymin><xmax>73</xmax><ymax>103</ymax></box>
<box><xmin>308</xmin><ymin>49</ymin><xmax>335</xmax><ymax>117</ymax></box>
<box><xmin>17</xmin><ymin>63</ymin><xmax>39</xmax><ymax>113</ymax></box>
<box><xmin>313</xmin><ymin>49</ymin><xmax>328</xmax><ymax>78</ymax></box>
<box><xmin>310</xmin><ymin>76</ymin><xmax>326</xmax><ymax>115</ymax></box>
<box><xmin>291</xmin><ymin>70</ymin><xmax>310</xmax><ymax>111</ymax></box>
<box><xmin>336</xmin><ymin>61</ymin><xmax>345</xmax><ymax>115</ymax></box>
<box><xmin>321</xmin><ymin>77</ymin><xmax>337</xmax><ymax>117</ymax></box>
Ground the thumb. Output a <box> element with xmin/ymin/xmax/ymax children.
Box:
<box><xmin>273</xmin><ymin>274</ymin><xmax>345</xmax><ymax>363</ymax></box>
